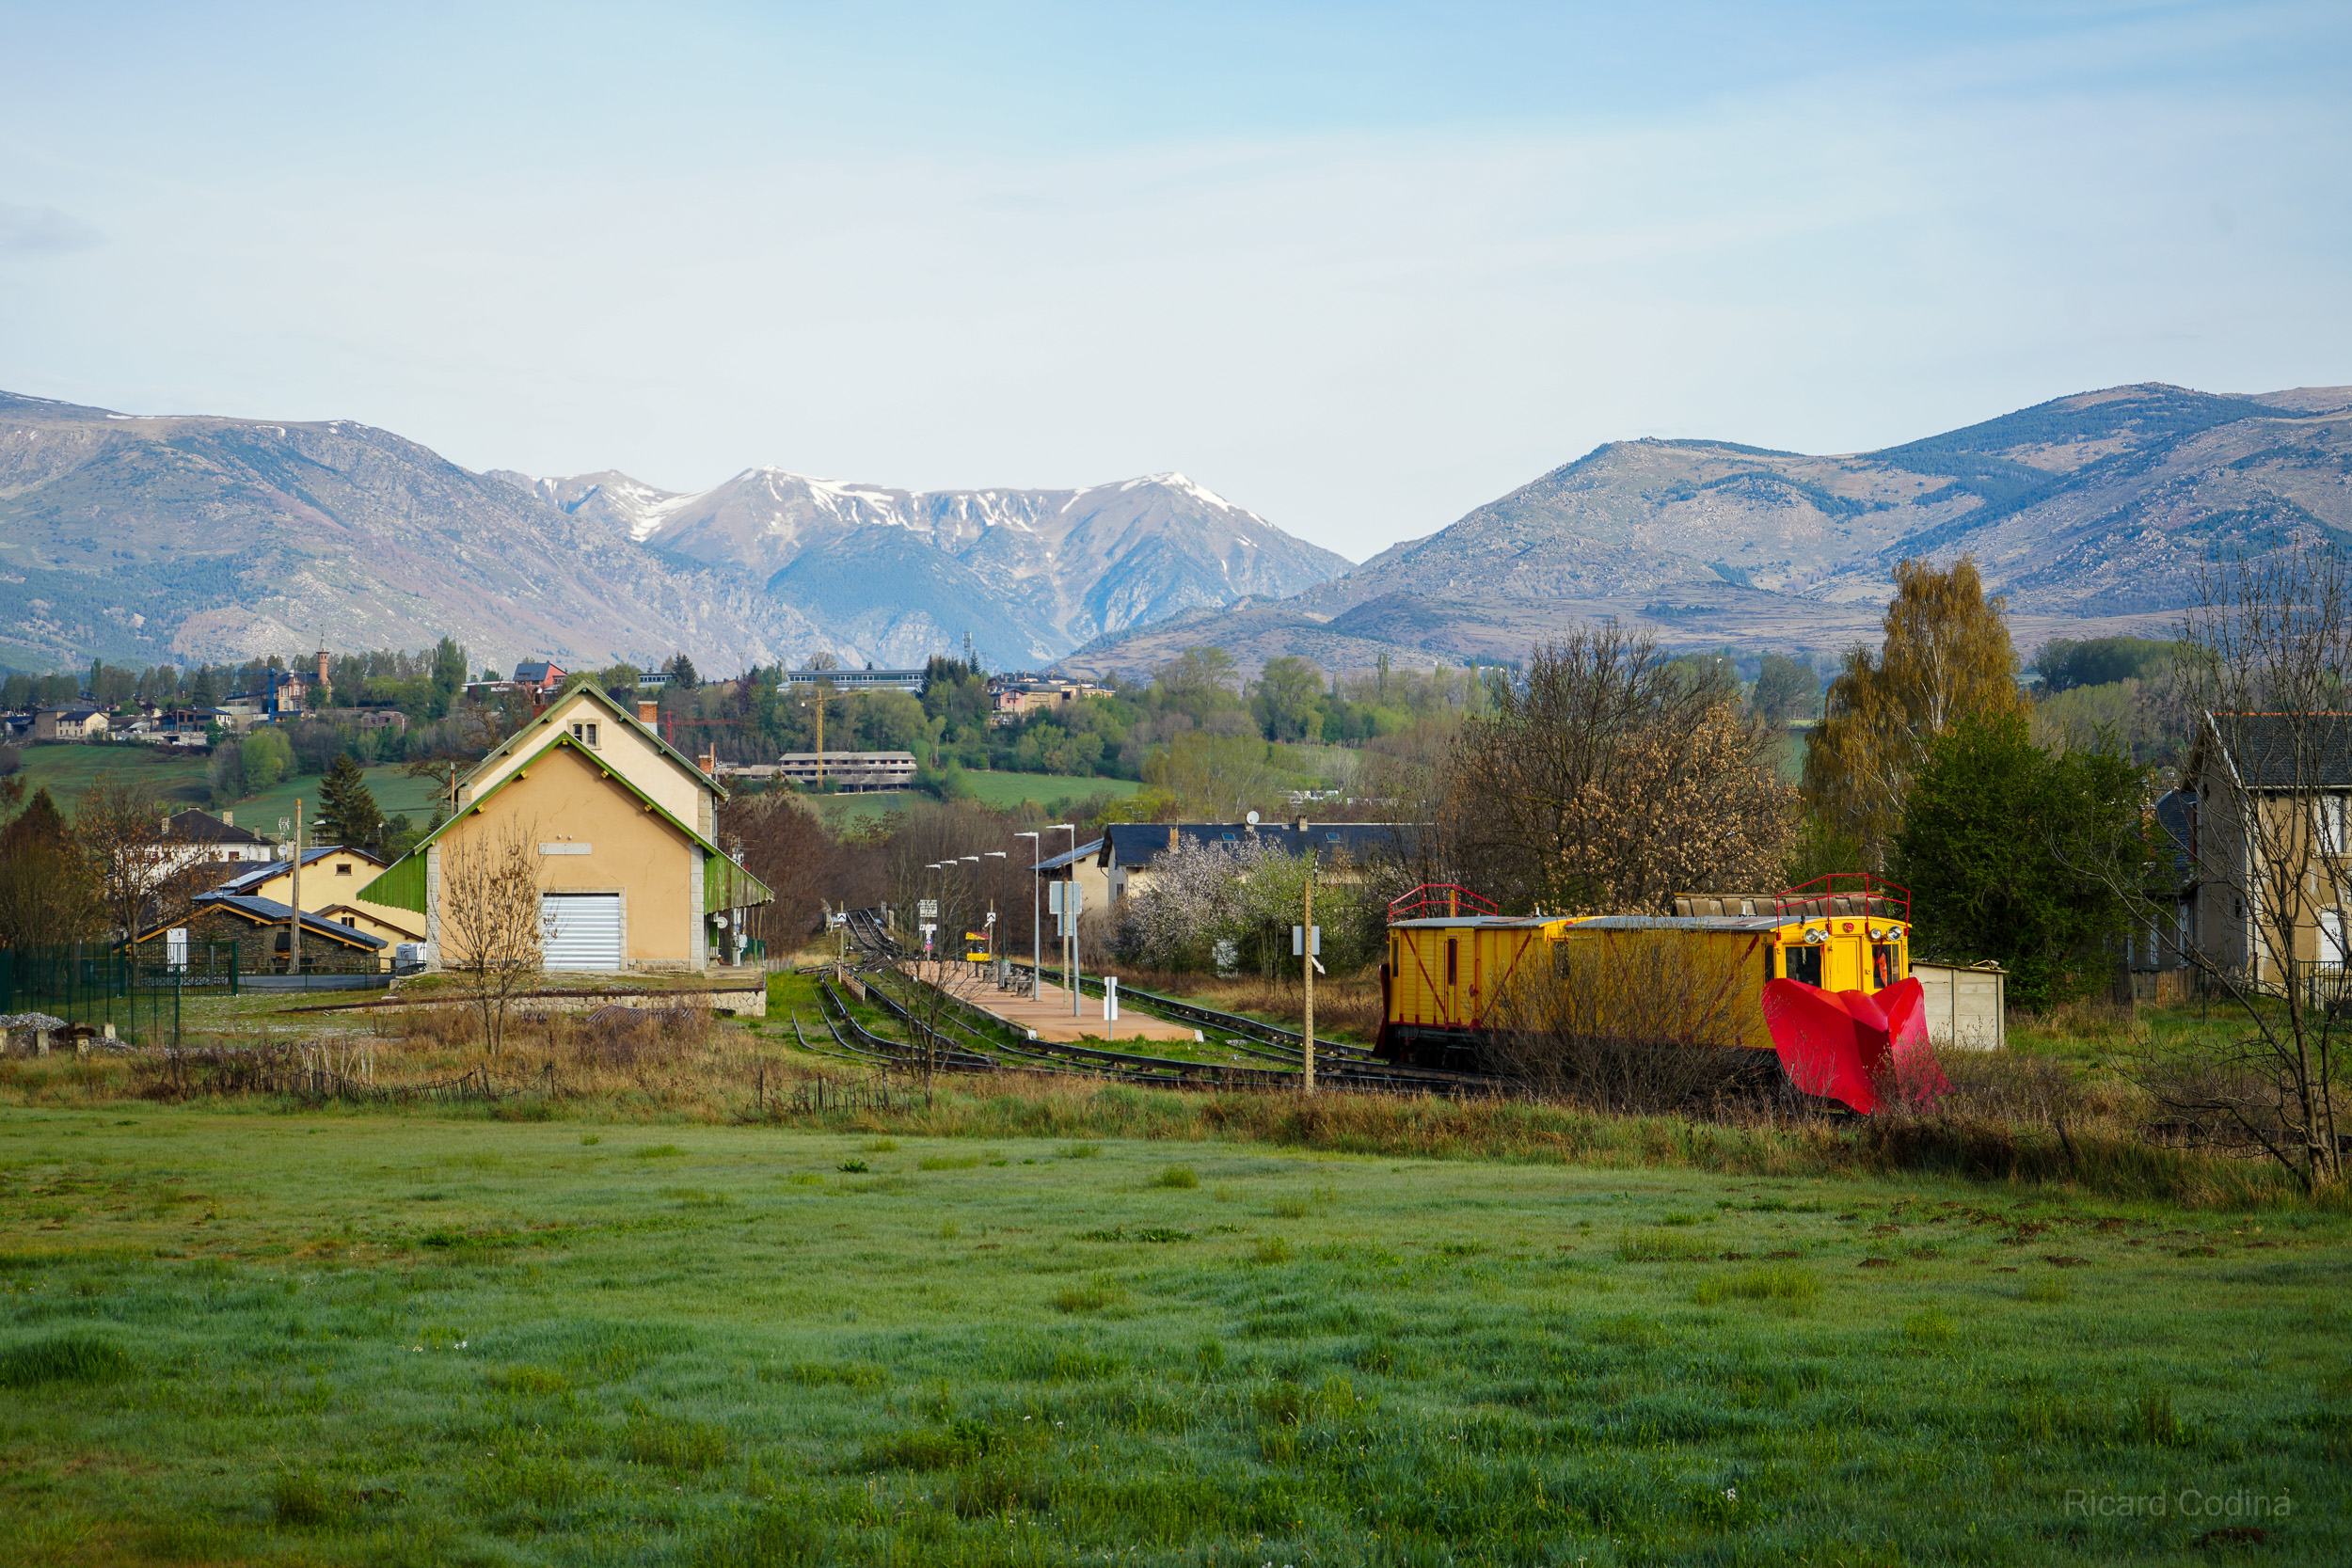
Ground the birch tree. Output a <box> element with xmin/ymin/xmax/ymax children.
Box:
<box><xmin>1803</xmin><ymin>557</ymin><xmax>2028</xmax><ymax>865</ymax></box>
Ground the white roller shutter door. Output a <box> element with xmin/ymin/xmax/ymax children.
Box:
<box><xmin>541</xmin><ymin>894</ymin><xmax>622</xmax><ymax>971</ymax></box>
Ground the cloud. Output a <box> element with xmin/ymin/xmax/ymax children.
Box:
<box><xmin>0</xmin><ymin>202</ymin><xmax>103</xmax><ymax>254</ymax></box>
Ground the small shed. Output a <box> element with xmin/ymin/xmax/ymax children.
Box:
<box><xmin>1911</xmin><ymin>961</ymin><xmax>2006</xmax><ymax>1050</ymax></box>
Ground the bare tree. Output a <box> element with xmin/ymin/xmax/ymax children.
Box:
<box><xmin>438</xmin><ymin>818</ymin><xmax>545</xmax><ymax>1055</ymax></box>
<box><xmin>1447</xmin><ymin>626</ymin><xmax>1796</xmax><ymax>914</ymax></box>
<box><xmin>718</xmin><ymin>790</ymin><xmax>840</xmax><ymax>959</ymax></box>
<box><xmin>75</xmin><ymin>780</ymin><xmax>171</xmax><ymax>942</ymax></box>
<box><xmin>2121</xmin><ymin>541</ymin><xmax>2349</xmax><ymax>1191</ymax></box>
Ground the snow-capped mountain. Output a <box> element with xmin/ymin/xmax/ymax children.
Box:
<box><xmin>506</xmin><ymin>465</ymin><xmax>1352</xmax><ymax>667</ymax></box>
<box><xmin>0</xmin><ymin>387</ymin><xmax>1348</xmax><ymax>676</ymax></box>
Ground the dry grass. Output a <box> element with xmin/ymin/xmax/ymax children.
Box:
<box><xmin>1</xmin><ymin>993</ymin><xmax>2339</xmax><ymax>1212</ymax></box>
<box><xmin>1108</xmin><ymin>967</ymin><xmax>1386</xmax><ymax>1041</ymax></box>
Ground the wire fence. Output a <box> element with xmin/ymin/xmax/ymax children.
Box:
<box><xmin>0</xmin><ymin>942</ymin><xmax>240</xmax><ymax>1049</ymax></box>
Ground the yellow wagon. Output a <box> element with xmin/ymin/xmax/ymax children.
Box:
<box><xmin>1377</xmin><ymin>878</ymin><xmax>1913</xmax><ymax>1072</ymax></box>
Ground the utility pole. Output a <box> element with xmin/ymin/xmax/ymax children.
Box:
<box><xmin>1051</xmin><ymin>822</ymin><xmax>1077</xmax><ymax>1014</ymax></box>
<box><xmin>1301</xmin><ymin>869</ymin><xmax>1314</xmax><ymax>1095</ymax></box>
<box><xmin>289</xmin><ymin>798</ymin><xmax>304</xmax><ymax>976</ymax></box>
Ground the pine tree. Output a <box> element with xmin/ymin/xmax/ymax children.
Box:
<box><xmin>315</xmin><ymin>753</ymin><xmax>385</xmax><ymax>852</ymax></box>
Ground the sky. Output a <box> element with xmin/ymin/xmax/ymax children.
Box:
<box><xmin>2</xmin><ymin>1</ymin><xmax>2348</xmax><ymax>562</ymax></box>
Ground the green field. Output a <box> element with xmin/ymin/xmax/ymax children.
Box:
<box><xmin>811</xmin><ymin>770</ymin><xmax>1137</xmax><ymax>831</ymax></box>
<box><xmin>7</xmin><ymin>743</ymin><xmax>443</xmax><ymax>834</ymax></box>
<box><xmin>1</xmin><ymin>1094</ymin><xmax>2344</xmax><ymax>1566</ymax></box>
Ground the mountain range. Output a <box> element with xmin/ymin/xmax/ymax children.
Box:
<box><xmin>1059</xmin><ymin>382</ymin><xmax>2352</xmax><ymax>676</ymax></box>
<box><xmin>0</xmin><ymin>388</ymin><xmax>1345</xmax><ymax>674</ymax></box>
<box><xmin>5</xmin><ymin>380</ymin><xmax>2347</xmax><ymax>683</ymax></box>
<box><xmin>486</xmin><ymin>464</ymin><xmax>1345</xmax><ymax>666</ymax></box>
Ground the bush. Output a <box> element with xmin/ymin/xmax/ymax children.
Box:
<box><xmin>1151</xmin><ymin>1164</ymin><xmax>1200</xmax><ymax>1189</ymax></box>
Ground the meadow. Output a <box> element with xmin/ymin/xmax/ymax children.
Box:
<box><xmin>809</xmin><ymin>772</ymin><xmax>1136</xmax><ymax>832</ymax></box>
<box><xmin>2</xmin><ymin>1081</ymin><xmax>2346</xmax><ymax>1566</ymax></box>
<box><xmin>7</xmin><ymin>743</ymin><xmax>444</xmax><ymax>829</ymax></box>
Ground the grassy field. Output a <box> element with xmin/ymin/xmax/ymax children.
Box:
<box><xmin>8</xmin><ymin>743</ymin><xmax>442</xmax><ymax>832</ymax></box>
<box><xmin>812</xmin><ymin>772</ymin><xmax>1137</xmax><ymax>832</ymax></box>
<box><xmin>2</xmin><ymin>1101</ymin><xmax>2344</xmax><ymax>1566</ymax></box>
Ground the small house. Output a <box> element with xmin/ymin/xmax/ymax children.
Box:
<box><xmin>32</xmin><ymin>705</ymin><xmax>109</xmax><ymax>741</ymax></box>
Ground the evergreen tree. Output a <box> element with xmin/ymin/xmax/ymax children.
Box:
<box><xmin>315</xmin><ymin>753</ymin><xmax>386</xmax><ymax>852</ymax></box>
<box><xmin>1890</xmin><ymin>712</ymin><xmax>2153</xmax><ymax>1008</ymax></box>
<box><xmin>667</xmin><ymin>652</ymin><xmax>700</xmax><ymax>690</ymax></box>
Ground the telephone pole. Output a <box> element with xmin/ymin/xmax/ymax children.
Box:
<box><xmin>289</xmin><ymin>798</ymin><xmax>304</xmax><ymax>976</ymax></box>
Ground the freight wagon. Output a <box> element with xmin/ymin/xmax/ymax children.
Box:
<box><xmin>1377</xmin><ymin>876</ymin><xmax>1915</xmax><ymax>1079</ymax></box>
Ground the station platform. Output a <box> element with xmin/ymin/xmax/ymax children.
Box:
<box><xmin>905</xmin><ymin>963</ymin><xmax>1200</xmax><ymax>1046</ymax></box>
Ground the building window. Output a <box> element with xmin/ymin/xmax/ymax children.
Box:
<box><xmin>571</xmin><ymin>721</ymin><xmax>600</xmax><ymax>748</ymax></box>
<box><xmin>335</xmin><ymin>863</ymin><xmax>353</xmax><ymax>876</ymax></box>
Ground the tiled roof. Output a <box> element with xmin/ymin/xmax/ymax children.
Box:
<box><xmin>2201</xmin><ymin>713</ymin><xmax>2352</xmax><ymax>789</ymax></box>
<box><xmin>162</xmin><ymin>811</ymin><xmax>268</xmax><ymax>846</ymax></box>
<box><xmin>186</xmin><ymin>894</ymin><xmax>388</xmax><ymax>949</ymax></box>
<box><xmin>215</xmin><ymin>846</ymin><xmax>382</xmax><ymax>894</ymax></box>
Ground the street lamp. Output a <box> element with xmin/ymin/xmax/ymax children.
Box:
<box><xmin>1015</xmin><ymin>832</ymin><xmax>1041</xmax><ymax>998</ymax></box>
<box><xmin>1049</xmin><ymin>822</ymin><xmax>1077</xmax><ymax>1016</ymax></box>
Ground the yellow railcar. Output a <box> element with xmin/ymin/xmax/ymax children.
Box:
<box><xmin>1377</xmin><ymin>879</ymin><xmax>1911</xmax><ymax>1072</ymax></box>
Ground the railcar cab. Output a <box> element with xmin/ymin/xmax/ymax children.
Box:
<box><xmin>1769</xmin><ymin>873</ymin><xmax>1910</xmax><ymax>995</ymax></box>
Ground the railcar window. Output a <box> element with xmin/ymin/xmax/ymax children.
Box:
<box><xmin>1872</xmin><ymin>944</ymin><xmax>1900</xmax><ymax>988</ymax></box>
<box><xmin>1446</xmin><ymin>939</ymin><xmax>1457</xmax><ymax>986</ymax></box>
<box><xmin>1785</xmin><ymin>943</ymin><xmax>1821</xmax><ymax>988</ymax></box>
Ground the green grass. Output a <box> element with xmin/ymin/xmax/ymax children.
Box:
<box><xmin>1</xmin><ymin>1105</ymin><xmax>2344</xmax><ymax>1564</ymax></box>
<box><xmin>10</xmin><ymin>741</ymin><xmax>442</xmax><ymax>828</ymax></box>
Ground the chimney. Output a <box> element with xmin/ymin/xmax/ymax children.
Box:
<box><xmin>1167</xmin><ymin>824</ymin><xmax>1178</xmax><ymax>851</ymax></box>
<box><xmin>221</xmin><ymin>811</ymin><xmax>233</xmax><ymax>827</ymax></box>
<box><xmin>699</xmin><ymin>748</ymin><xmax>717</xmax><ymax>776</ymax></box>
<box><xmin>1295</xmin><ymin>816</ymin><xmax>1309</xmax><ymax>832</ymax></box>
<box><xmin>638</xmin><ymin>700</ymin><xmax>659</xmax><ymax>724</ymax></box>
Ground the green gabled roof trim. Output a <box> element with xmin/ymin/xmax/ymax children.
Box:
<box><xmin>364</xmin><ymin>850</ymin><xmax>429</xmax><ymax>914</ymax></box>
<box><xmin>706</xmin><ymin>850</ymin><xmax>772</xmax><ymax>915</ymax></box>
<box><xmin>352</xmin><ymin>732</ymin><xmax>771</xmax><ymax>911</ymax></box>
<box><xmin>463</xmin><ymin>681</ymin><xmax>728</xmax><ymax>804</ymax></box>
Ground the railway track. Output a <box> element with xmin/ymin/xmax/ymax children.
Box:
<box><xmin>831</xmin><ymin>906</ymin><xmax>1497</xmax><ymax>1096</ymax></box>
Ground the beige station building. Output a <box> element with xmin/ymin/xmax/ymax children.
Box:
<box><xmin>359</xmin><ymin>684</ymin><xmax>771</xmax><ymax>972</ymax></box>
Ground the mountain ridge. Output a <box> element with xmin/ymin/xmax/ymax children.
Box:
<box><xmin>1064</xmin><ymin>381</ymin><xmax>2352</xmax><ymax>677</ymax></box>
<box><xmin>0</xmin><ymin>389</ymin><xmax>1350</xmax><ymax>675</ymax></box>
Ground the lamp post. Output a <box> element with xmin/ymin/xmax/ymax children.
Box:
<box><xmin>981</xmin><ymin>851</ymin><xmax>1007</xmax><ymax>980</ymax></box>
<box><xmin>1049</xmin><ymin>822</ymin><xmax>1077</xmax><ymax>1016</ymax></box>
<box><xmin>1015</xmin><ymin>832</ymin><xmax>1041</xmax><ymax>998</ymax></box>
<box><xmin>960</xmin><ymin>856</ymin><xmax>981</xmax><ymax>980</ymax></box>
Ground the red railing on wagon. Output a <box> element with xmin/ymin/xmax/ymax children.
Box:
<box><xmin>1774</xmin><ymin>873</ymin><xmax>1910</xmax><ymax>926</ymax></box>
<box><xmin>1386</xmin><ymin>884</ymin><xmax>1500</xmax><ymax>924</ymax></box>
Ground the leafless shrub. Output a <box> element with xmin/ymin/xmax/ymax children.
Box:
<box><xmin>1485</xmin><ymin>928</ymin><xmax>1770</xmax><ymax>1113</ymax></box>
<box><xmin>438</xmin><ymin>817</ymin><xmax>544</xmax><ymax>1056</ymax></box>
